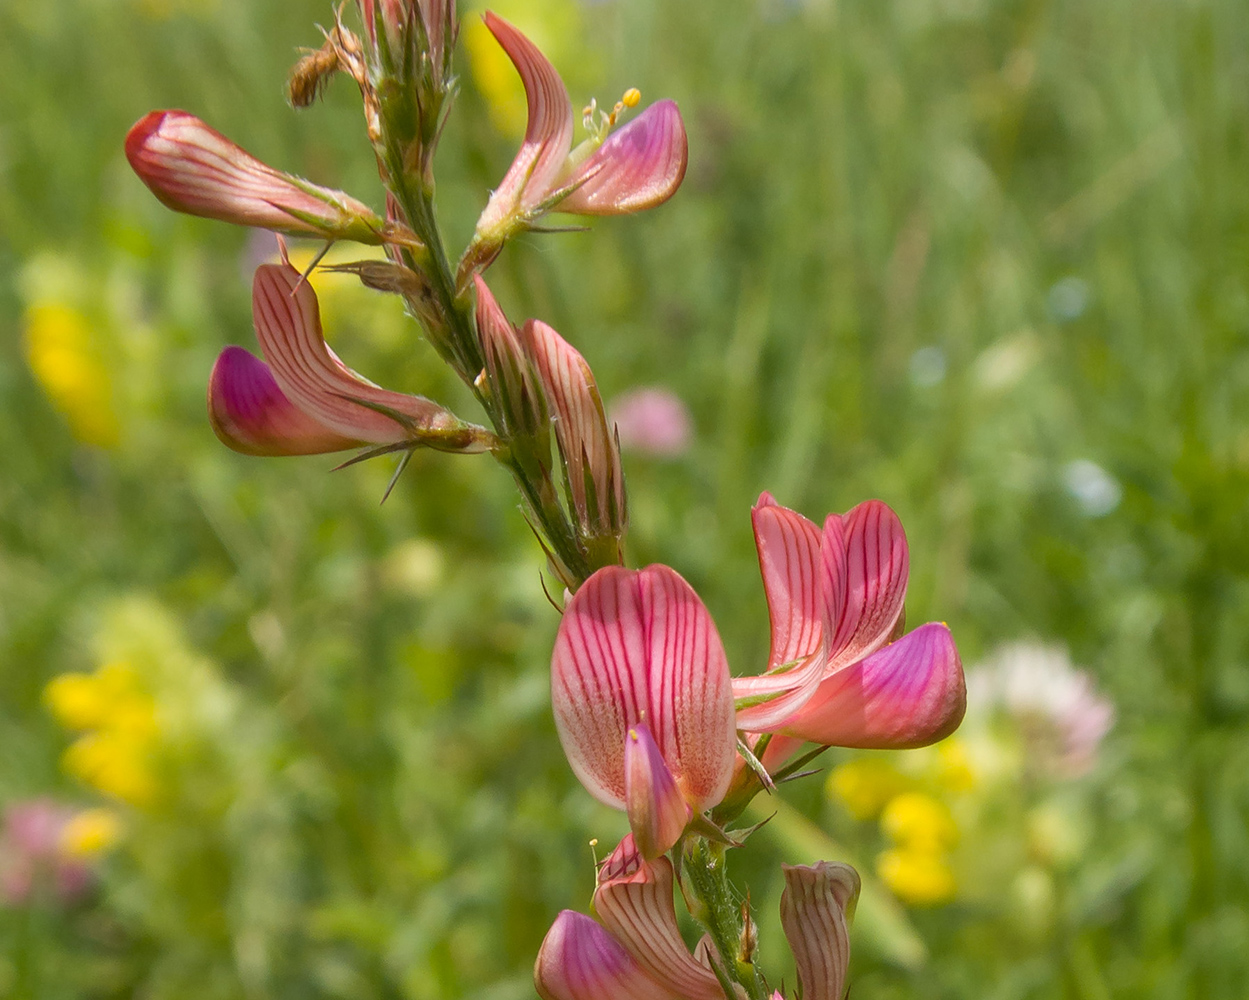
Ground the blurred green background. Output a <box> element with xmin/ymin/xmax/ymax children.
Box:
<box><xmin>2</xmin><ymin>0</ymin><xmax>1248</xmax><ymax>996</ymax></box>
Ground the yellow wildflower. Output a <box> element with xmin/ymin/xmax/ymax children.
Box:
<box><xmin>464</xmin><ymin>15</ymin><xmax>527</xmax><ymax>136</ymax></box>
<box><xmin>876</xmin><ymin>846</ymin><xmax>957</xmax><ymax>906</ymax></box>
<box><xmin>23</xmin><ymin>302</ymin><xmax>120</xmax><ymax>448</ymax></box>
<box><xmin>933</xmin><ymin>738</ymin><xmax>977</xmax><ymax>793</ymax></box>
<box><xmin>62</xmin><ymin>731</ymin><xmax>158</xmax><ymax>807</ymax></box>
<box><xmin>827</xmin><ymin>757</ymin><xmax>912</xmax><ymax>821</ymax></box>
<box><xmin>60</xmin><ymin>808</ymin><xmax>123</xmax><ymax>857</ymax></box>
<box><xmin>880</xmin><ymin>792</ymin><xmax>958</xmax><ymax>850</ymax></box>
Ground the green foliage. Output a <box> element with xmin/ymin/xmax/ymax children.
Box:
<box><xmin>1</xmin><ymin>0</ymin><xmax>1248</xmax><ymax>997</ymax></box>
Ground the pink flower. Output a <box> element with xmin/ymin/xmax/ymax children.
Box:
<box><xmin>469</xmin><ymin>13</ymin><xmax>687</xmax><ymax>255</ymax></box>
<box><xmin>535</xmin><ymin>834</ymin><xmax>859</xmax><ymax>1000</ymax></box>
<box><xmin>551</xmin><ymin>565</ymin><xmax>737</xmax><ymax>858</ymax></box>
<box><xmin>208</xmin><ymin>262</ymin><xmax>491</xmax><ymax>457</ymax></box>
<box><xmin>610</xmin><ymin>388</ymin><xmax>693</xmax><ymax>457</ymax></box>
<box><xmin>126</xmin><ymin>111</ymin><xmax>411</xmax><ymax>245</ymax></box>
<box><xmin>732</xmin><ymin>493</ymin><xmax>966</xmax><ymax>751</ymax></box>
<box><xmin>0</xmin><ymin>800</ymin><xmax>93</xmax><ymax>906</ymax></box>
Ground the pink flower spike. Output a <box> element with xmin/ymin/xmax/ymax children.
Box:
<box><xmin>208</xmin><ymin>346</ymin><xmax>369</xmax><ymax>456</ymax></box>
<box><xmin>126</xmin><ymin>111</ymin><xmax>397</xmax><ymax>245</ymax></box>
<box><xmin>594</xmin><ymin>849</ymin><xmax>733</xmax><ymax>1000</ymax></box>
<box><xmin>252</xmin><ymin>263</ymin><xmax>488</xmax><ymax>452</ymax></box>
<box><xmin>624</xmin><ymin>722</ymin><xmax>692</xmax><ymax>859</ymax></box>
<box><xmin>535</xmin><ymin>910</ymin><xmax>681</xmax><ymax>1000</ymax></box>
<box><xmin>473</xmin><ymin>12</ymin><xmax>574</xmax><ymax>242</ymax></box>
<box><xmin>779</xmin><ymin>622</ymin><xmax>966</xmax><ymax>749</ymax></box>
<box><xmin>551</xmin><ymin>565</ymin><xmax>737</xmax><ymax>817</ymax></box>
<box><xmin>780</xmin><ymin>862</ymin><xmax>860</xmax><ymax>1000</ymax></box>
<box><xmin>557</xmin><ymin>100</ymin><xmax>689</xmax><ymax>215</ymax></box>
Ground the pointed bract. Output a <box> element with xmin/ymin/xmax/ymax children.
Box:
<box><xmin>558</xmin><ymin>101</ymin><xmax>688</xmax><ymax>215</ymax></box>
<box><xmin>551</xmin><ymin>565</ymin><xmax>737</xmax><ymax>816</ymax></box>
<box><xmin>535</xmin><ymin>910</ymin><xmax>681</xmax><ymax>1000</ymax></box>
<box><xmin>126</xmin><ymin>111</ymin><xmax>398</xmax><ymax>244</ymax></box>
<box><xmin>780</xmin><ymin>862</ymin><xmax>860</xmax><ymax>1000</ymax></box>
<box><xmin>624</xmin><ymin>723</ymin><xmax>692</xmax><ymax>860</ymax></box>
<box><xmin>208</xmin><ymin>346</ymin><xmax>367</xmax><ymax>456</ymax></box>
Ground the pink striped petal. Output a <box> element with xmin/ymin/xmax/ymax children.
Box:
<box><xmin>778</xmin><ymin>623</ymin><xmax>966</xmax><ymax>748</ymax></box>
<box><xmin>624</xmin><ymin>723</ymin><xmax>692</xmax><ymax>859</ymax></box>
<box><xmin>252</xmin><ymin>263</ymin><xmax>473</xmax><ymax>447</ymax></box>
<box><xmin>557</xmin><ymin>100</ymin><xmax>689</xmax><ymax>215</ymax></box>
<box><xmin>595</xmin><ymin>852</ymin><xmax>729</xmax><ymax>1000</ymax></box>
<box><xmin>826</xmin><ymin>502</ymin><xmax>909</xmax><ymax>668</ymax></box>
<box><xmin>474</xmin><ymin>13</ymin><xmax>574</xmax><ymax>238</ymax></box>
<box><xmin>551</xmin><ymin>565</ymin><xmax>737</xmax><ymax>814</ymax></box>
<box><xmin>753</xmin><ymin>493</ymin><xmax>824</xmax><ymax>670</ymax></box>
<box><xmin>126</xmin><ymin>111</ymin><xmax>391</xmax><ymax>244</ymax></box>
<box><xmin>207</xmin><ymin>346</ymin><xmax>366</xmax><ymax>456</ymax></box>
<box><xmin>535</xmin><ymin>910</ymin><xmax>681</xmax><ymax>1000</ymax></box>
<box><xmin>779</xmin><ymin>862</ymin><xmax>860</xmax><ymax>1000</ymax></box>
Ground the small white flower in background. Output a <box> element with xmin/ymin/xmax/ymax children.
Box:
<box><xmin>609</xmin><ymin>387</ymin><xmax>693</xmax><ymax>457</ymax></box>
<box><xmin>967</xmin><ymin>643</ymin><xmax>1114</xmax><ymax>778</ymax></box>
<box><xmin>1047</xmin><ymin>277</ymin><xmax>1090</xmax><ymax>322</ymax></box>
<box><xmin>1064</xmin><ymin>459</ymin><xmax>1122</xmax><ymax>517</ymax></box>
<box><xmin>909</xmin><ymin>345</ymin><xmax>947</xmax><ymax>388</ymax></box>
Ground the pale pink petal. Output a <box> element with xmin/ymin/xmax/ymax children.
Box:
<box><xmin>779</xmin><ymin>862</ymin><xmax>860</xmax><ymax>1000</ymax></box>
<box><xmin>474</xmin><ymin>13</ymin><xmax>574</xmax><ymax>236</ymax></box>
<box><xmin>624</xmin><ymin>722</ymin><xmax>692</xmax><ymax>859</ymax></box>
<box><xmin>126</xmin><ymin>111</ymin><xmax>389</xmax><ymax>243</ymax></box>
<box><xmin>551</xmin><ymin>565</ymin><xmax>737</xmax><ymax>813</ymax></box>
<box><xmin>778</xmin><ymin>623</ymin><xmax>966</xmax><ymax>748</ymax></box>
<box><xmin>535</xmin><ymin>910</ymin><xmax>681</xmax><ymax>1000</ymax></box>
<box><xmin>826</xmin><ymin>502</ymin><xmax>909</xmax><ymax>668</ymax></box>
<box><xmin>207</xmin><ymin>346</ymin><xmax>367</xmax><ymax>456</ymax></box>
<box><xmin>557</xmin><ymin>100</ymin><xmax>689</xmax><ymax>215</ymax></box>
<box><xmin>753</xmin><ymin>494</ymin><xmax>823</xmax><ymax>670</ymax></box>
<box><xmin>595</xmin><ymin>853</ymin><xmax>729</xmax><ymax>1000</ymax></box>
<box><xmin>252</xmin><ymin>263</ymin><xmax>477</xmax><ymax>448</ymax></box>
<box><xmin>733</xmin><ymin>646</ymin><xmax>828</xmax><ymax>732</ymax></box>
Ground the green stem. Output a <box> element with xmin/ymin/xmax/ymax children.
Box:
<box><xmin>682</xmin><ymin>839</ymin><xmax>768</xmax><ymax>1000</ymax></box>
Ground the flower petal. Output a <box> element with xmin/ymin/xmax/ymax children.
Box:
<box><xmin>753</xmin><ymin>493</ymin><xmax>824</xmax><ymax>670</ymax></box>
<box><xmin>826</xmin><ymin>501</ymin><xmax>909</xmax><ymax>668</ymax></box>
<box><xmin>474</xmin><ymin>13</ymin><xmax>574</xmax><ymax>238</ymax></box>
<box><xmin>625</xmin><ymin>722</ymin><xmax>692</xmax><ymax>859</ymax></box>
<box><xmin>779</xmin><ymin>623</ymin><xmax>966</xmax><ymax>749</ymax></box>
<box><xmin>535</xmin><ymin>910</ymin><xmax>681</xmax><ymax>1000</ymax></box>
<box><xmin>595</xmin><ymin>852</ymin><xmax>730</xmax><ymax>1000</ymax></box>
<box><xmin>551</xmin><ymin>565</ymin><xmax>737</xmax><ymax>813</ymax></box>
<box><xmin>252</xmin><ymin>263</ymin><xmax>478</xmax><ymax>448</ymax></box>
<box><xmin>779</xmin><ymin>862</ymin><xmax>860</xmax><ymax>1000</ymax></box>
<box><xmin>557</xmin><ymin>100</ymin><xmax>689</xmax><ymax>215</ymax></box>
<box><xmin>126</xmin><ymin>111</ymin><xmax>389</xmax><ymax>243</ymax></box>
<box><xmin>207</xmin><ymin>346</ymin><xmax>367</xmax><ymax>456</ymax></box>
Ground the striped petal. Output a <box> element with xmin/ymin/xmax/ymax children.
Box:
<box><xmin>778</xmin><ymin>623</ymin><xmax>966</xmax><ymax>749</ymax></box>
<box><xmin>779</xmin><ymin>862</ymin><xmax>860</xmax><ymax>1000</ymax></box>
<box><xmin>753</xmin><ymin>493</ymin><xmax>823</xmax><ymax>670</ymax></box>
<box><xmin>595</xmin><ymin>851</ymin><xmax>730</xmax><ymax>1000</ymax></box>
<box><xmin>624</xmin><ymin>722</ymin><xmax>692</xmax><ymax>859</ymax></box>
<box><xmin>207</xmin><ymin>346</ymin><xmax>366</xmax><ymax>456</ymax></box>
<box><xmin>252</xmin><ymin>263</ymin><xmax>480</xmax><ymax>449</ymax></box>
<box><xmin>126</xmin><ymin>111</ymin><xmax>392</xmax><ymax>244</ymax></box>
<box><xmin>557</xmin><ymin>100</ymin><xmax>689</xmax><ymax>215</ymax></box>
<box><xmin>826</xmin><ymin>502</ymin><xmax>909</xmax><ymax>668</ymax></box>
<box><xmin>535</xmin><ymin>910</ymin><xmax>681</xmax><ymax>1000</ymax></box>
<box><xmin>474</xmin><ymin>13</ymin><xmax>574</xmax><ymax>239</ymax></box>
<box><xmin>551</xmin><ymin>565</ymin><xmax>737</xmax><ymax>814</ymax></box>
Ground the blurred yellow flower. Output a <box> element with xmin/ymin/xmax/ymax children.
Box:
<box><xmin>62</xmin><ymin>732</ymin><xmax>158</xmax><ymax>807</ymax></box>
<box><xmin>464</xmin><ymin>16</ymin><xmax>527</xmax><ymax>136</ymax></box>
<box><xmin>876</xmin><ymin>846</ymin><xmax>957</xmax><ymax>906</ymax></box>
<box><xmin>933</xmin><ymin>738</ymin><xmax>977</xmax><ymax>793</ymax></box>
<box><xmin>23</xmin><ymin>302</ymin><xmax>120</xmax><ymax>449</ymax></box>
<box><xmin>828</xmin><ymin>757</ymin><xmax>913</xmax><ymax>821</ymax></box>
<box><xmin>880</xmin><ymin>792</ymin><xmax>958</xmax><ymax>850</ymax></box>
<box><xmin>59</xmin><ymin>808</ymin><xmax>123</xmax><ymax>858</ymax></box>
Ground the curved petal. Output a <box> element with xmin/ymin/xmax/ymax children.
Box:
<box><xmin>474</xmin><ymin>13</ymin><xmax>574</xmax><ymax>237</ymax></box>
<box><xmin>535</xmin><ymin>910</ymin><xmax>681</xmax><ymax>1000</ymax></box>
<box><xmin>778</xmin><ymin>623</ymin><xmax>966</xmax><ymax>748</ymax></box>
<box><xmin>557</xmin><ymin>100</ymin><xmax>689</xmax><ymax>215</ymax></box>
<box><xmin>625</xmin><ymin>723</ymin><xmax>692</xmax><ymax>859</ymax></box>
<box><xmin>252</xmin><ymin>263</ymin><xmax>468</xmax><ymax>446</ymax></box>
<box><xmin>595</xmin><ymin>854</ymin><xmax>729</xmax><ymax>1000</ymax></box>
<box><xmin>826</xmin><ymin>501</ymin><xmax>909</xmax><ymax>669</ymax></box>
<box><xmin>126</xmin><ymin>111</ymin><xmax>388</xmax><ymax>243</ymax></box>
<box><xmin>207</xmin><ymin>346</ymin><xmax>366</xmax><ymax>456</ymax></box>
<box><xmin>551</xmin><ymin>565</ymin><xmax>737</xmax><ymax>813</ymax></box>
<box><xmin>780</xmin><ymin>862</ymin><xmax>860</xmax><ymax>1000</ymax></box>
<box><xmin>753</xmin><ymin>493</ymin><xmax>824</xmax><ymax>670</ymax></box>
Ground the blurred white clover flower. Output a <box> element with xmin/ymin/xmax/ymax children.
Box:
<box><xmin>967</xmin><ymin>643</ymin><xmax>1114</xmax><ymax>778</ymax></box>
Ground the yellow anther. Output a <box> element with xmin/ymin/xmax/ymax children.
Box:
<box><xmin>582</xmin><ymin>103</ymin><xmax>595</xmax><ymax>119</ymax></box>
<box><xmin>622</xmin><ymin>87</ymin><xmax>641</xmax><ymax>108</ymax></box>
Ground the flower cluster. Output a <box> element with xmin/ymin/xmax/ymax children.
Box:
<box><xmin>123</xmin><ymin>4</ymin><xmax>967</xmax><ymax>996</ymax></box>
<box><xmin>0</xmin><ymin>798</ymin><xmax>120</xmax><ymax>906</ymax></box>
